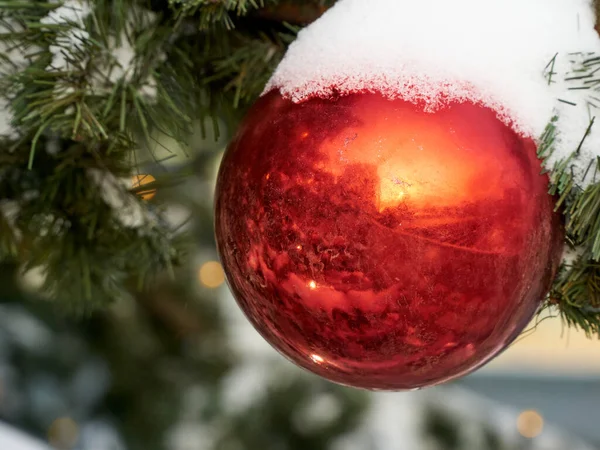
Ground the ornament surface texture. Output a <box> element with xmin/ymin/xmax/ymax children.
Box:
<box><xmin>214</xmin><ymin>90</ymin><xmax>564</xmax><ymax>390</ymax></box>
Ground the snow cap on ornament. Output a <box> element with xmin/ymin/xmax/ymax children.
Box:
<box><xmin>266</xmin><ymin>0</ymin><xmax>600</xmax><ymax>184</ymax></box>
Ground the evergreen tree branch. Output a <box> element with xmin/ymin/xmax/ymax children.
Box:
<box><xmin>538</xmin><ymin>114</ymin><xmax>600</xmax><ymax>336</ymax></box>
<box><xmin>254</xmin><ymin>1</ymin><xmax>331</xmax><ymax>25</ymax></box>
<box><xmin>204</xmin><ymin>28</ymin><xmax>295</xmax><ymax>107</ymax></box>
<box><xmin>0</xmin><ymin>0</ymin><xmax>307</xmax><ymax>310</ymax></box>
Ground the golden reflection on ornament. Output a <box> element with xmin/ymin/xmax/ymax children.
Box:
<box><xmin>308</xmin><ymin>280</ymin><xmax>317</xmax><ymax>290</ymax></box>
<box><xmin>132</xmin><ymin>174</ymin><xmax>157</xmax><ymax>201</ymax></box>
<box><xmin>199</xmin><ymin>261</ymin><xmax>225</xmax><ymax>288</ymax></box>
<box><xmin>517</xmin><ymin>410</ymin><xmax>544</xmax><ymax>438</ymax></box>
<box><xmin>318</xmin><ymin>99</ymin><xmax>516</xmax><ymax>210</ymax></box>
<box><xmin>48</xmin><ymin>417</ymin><xmax>79</xmax><ymax>450</ymax></box>
<box><xmin>296</xmin><ymin>245</ymin><xmax>303</xmax><ymax>250</ymax></box>
<box><xmin>378</xmin><ymin>176</ymin><xmax>413</xmax><ymax>210</ymax></box>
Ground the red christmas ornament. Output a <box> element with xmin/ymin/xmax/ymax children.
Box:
<box><xmin>214</xmin><ymin>90</ymin><xmax>564</xmax><ymax>390</ymax></box>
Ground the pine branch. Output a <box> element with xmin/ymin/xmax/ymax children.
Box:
<box><xmin>538</xmin><ymin>108</ymin><xmax>600</xmax><ymax>337</ymax></box>
<box><xmin>204</xmin><ymin>28</ymin><xmax>295</xmax><ymax>107</ymax></box>
<box><xmin>169</xmin><ymin>0</ymin><xmax>271</xmax><ymax>28</ymax></box>
<box><xmin>254</xmin><ymin>0</ymin><xmax>331</xmax><ymax>25</ymax></box>
<box><xmin>0</xmin><ymin>0</ymin><xmax>310</xmax><ymax>310</ymax></box>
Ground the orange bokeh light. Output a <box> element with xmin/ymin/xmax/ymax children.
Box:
<box><xmin>132</xmin><ymin>174</ymin><xmax>157</xmax><ymax>200</ymax></box>
<box><xmin>517</xmin><ymin>410</ymin><xmax>544</xmax><ymax>438</ymax></box>
<box><xmin>199</xmin><ymin>261</ymin><xmax>225</xmax><ymax>288</ymax></box>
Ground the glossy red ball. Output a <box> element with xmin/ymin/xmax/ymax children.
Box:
<box><xmin>214</xmin><ymin>90</ymin><xmax>564</xmax><ymax>390</ymax></box>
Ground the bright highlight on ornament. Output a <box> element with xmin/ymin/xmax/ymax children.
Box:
<box><xmin>311</xmin><ymin>354</ymin><xmax>324</xmax><ymax>364</ymax></box>
<box><xmin>131</xmin><ymin>174</ymin><xmax>157</xmax><ymax>200</ymax></box>
<box><xmin>517</xmin><ymin>410</ymin><xmax>544</xmax><ymax>438</ymax></box>
<box><xmin>199</xmin><ymin>261</ymin><xmax>225</xmax><ymax>288</ymax></box>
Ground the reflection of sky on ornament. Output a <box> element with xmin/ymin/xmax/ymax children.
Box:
<box><xmin>317</xmin><ymin>97</ymin><xmax>523</xmax><ymax>210</ymax></box>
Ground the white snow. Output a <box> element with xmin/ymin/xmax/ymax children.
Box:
<box><xmin>0</xmin><ymin>305</ymin><xmax>54</xmax><ymax>353</ymax></box>
<box><xmin>0</xmin><ymin>98</ymin><xmax>17</xmax><ymax>139</ymax></box>
<box><xmin>39</xmin><ymin>2</ymin><xmax>160</xmax><ymax>101</ymax></box>
<box><xmin>87</xmin><ymin>169</ymin><xmax>150</xmax><ymax>229</ymax></box>
<box><xmin>96</xmin><ymin>31</ymin><xmax>162</xmax><ymax>100</ymax></box>
<box><xmin>88</xmin><ymin>8</ymin><xmax>163</xmax><ymax>100</ymax></box>
<box><xmin>104</xmin><ymin>36</ymin><xmax>137</xmax><ymax>84</ymax></box>
<box><xmin>292</xmin><ymin>393</ymin><xmax>343</xmax><ymax>433</ymax></box>
<box><xmin>0</xmin><ymin>422</ymin><xmax>49</xmax><ymax>450</ymax></box>
<box><xmin>0</xmin><ymin>19</ymin><xmax>25</xmax><ymax>139</ymax></box>
<box><xmin>266</xmin><ymin>0</ymin><xmax>600</xmax><ymax>187</ymax></box>
<box><xmin>40</xmin><ymin>0</ymin><xmax>91</xmax><ymax>72</ymax></box>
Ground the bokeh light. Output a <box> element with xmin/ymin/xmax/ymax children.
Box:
<box><xmin>47</xmin><ymin>417</ymin><xmax>79</xmax><ymax>450</ymax></box>
<box><xmin>132</xmin><ymin>174</ymin><xmax>157</xmax><ymax>200</ymax></box>
<box><xmin>517</xmin><ymin>409</ymin><xmax>544</xmax><ymax>438</ymax></box>
<box><xmin>199</xmin><ymin>261</ymin><xmax>225</xmax><ymax>288</ymax></box>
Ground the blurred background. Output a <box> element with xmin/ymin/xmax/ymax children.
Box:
<box><xmin>0</xmin><ymin>118</ymin><xmax>599</xmax><ymax>450</ymax></box>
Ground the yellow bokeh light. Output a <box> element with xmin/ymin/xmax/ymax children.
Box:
<box><xmin>199</xmin><ymin>261</ymin><xmax>225</xmax><ymax>288</ymax></box>
<box><xmin>48</xmin><ymin>417</ymin><xmax>79</xmax><ymax>450</ymax></box>
<box><xmin>132</xmin><ymin>174</ymin><xmax>157</xmax><ymax>201</ymax></box>
<box><xmin>517</xmin><ymin>410</ymin><xmax>544</xmax><ymax>439</ymax></box>
<box><xmin>308</xmin><ymin>280</ymin><xmax>317</xmax><ymax>289</ymax></box>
